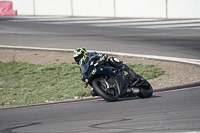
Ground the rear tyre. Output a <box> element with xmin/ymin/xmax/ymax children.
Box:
<box><xmin>137</xmin><ymin>81</ymin><xmax>153</xmax><ymax>98</ymax></box>
<box><xmin>135</xmin><ymin>75</ymin><xmax>153</xmax><ymax>98</ymax></box>
<box><xmin>92</xmin><ymin>79</ymin><xmax>119</xmax><ymax>102</ymax></box>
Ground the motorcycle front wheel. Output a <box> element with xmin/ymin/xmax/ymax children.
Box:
<box><xmin>92</xmin><ymin>79</ymin><xmax>119</xmax><ymax>102</ymax></box>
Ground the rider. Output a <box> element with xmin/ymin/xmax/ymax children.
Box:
<box><xmin>73</xmin><ymin>47</ymin><xmax>137</xmax><ymax>96</ymax></box>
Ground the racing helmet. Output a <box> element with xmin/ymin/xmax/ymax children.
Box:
<box><xmin>73</xmin><ymin>48</ymin><xmax>87</xmax><ymax>65</ymax></box>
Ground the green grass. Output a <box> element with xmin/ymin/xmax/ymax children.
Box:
<box><xmin>0</xmin><ymin>61</ymin><xmax>164</xmax><ymax>108</ymax></box>
<box><xmin>127</xmin><ymin>63</ymin><xmax>165</xmax><ymax>80</ymax></box>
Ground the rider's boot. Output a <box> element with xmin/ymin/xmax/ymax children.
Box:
<box><xmin>121</xmin><ymin>64</ymin><xmax>136</xmax><ymax>82</ymax></box>
<box><xmin>107</xmin><ymin>57</ymin><xmax>137</xmax><ymax>82</ymax></box>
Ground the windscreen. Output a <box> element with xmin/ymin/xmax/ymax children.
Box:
<box><xmin>80</xmin><ymin>56</ymin><xmax>91</xmax><ymax>73</ymax></box>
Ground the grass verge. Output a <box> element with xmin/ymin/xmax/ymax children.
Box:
<box><xmin>0</xmin><ymin>61</ymin><xmax>164</xmax><ymax>108</ymax></box>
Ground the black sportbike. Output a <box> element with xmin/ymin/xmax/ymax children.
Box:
<box><xmin>81</xmin><ymin>56</ymin><xmax>153</xmax><ymax>102</ymax></box>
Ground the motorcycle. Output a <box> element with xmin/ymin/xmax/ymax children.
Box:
<box><xmin>81</xmin><ymin>56</ymin><xmax>153</xmax><ymax>102</ymax></box>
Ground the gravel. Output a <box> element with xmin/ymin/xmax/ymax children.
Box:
<box><xmin>0</xmin><ymin>48</ymin><xmax>200</xmax><ymax>90</ymax></box>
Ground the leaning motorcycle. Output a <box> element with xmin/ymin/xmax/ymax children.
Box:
<box><xmin>81</xmin><ymin>56</ymin><xmax>153</xmax><ymax>102</ymax></box>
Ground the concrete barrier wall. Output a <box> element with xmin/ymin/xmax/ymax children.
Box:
<box><xmin>1</xmin><ymin>0</ymin><xmax>200</xmax><ymax>19</ymax></box>
<box><xmin>34</xmin><ymin>0</ymin><xmax>71</xmax><ymax>16</ymax></box>
<box><xmin>73</xmin><ymin>0</ymin><xmax>114</xmax><ymax>17</ymax></box>
<box><xmin>168</xmin><ymin>0</ymin><xmax>200</xmax><ymax>19</ymax></box>
<box><xmin>115</xmin><ymin>0</ymin><xmax>166</xmax><ymax>18</ymax></box>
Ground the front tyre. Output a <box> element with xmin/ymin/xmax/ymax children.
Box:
<box><xmin>92</xmin><ymin>79</ymin><xmax>119</xmax><ymax>102</ymax></box>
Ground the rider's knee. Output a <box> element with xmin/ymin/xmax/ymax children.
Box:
<box><xmin>108</xmin><ymin>57</ymin><xmax>123</xmax><ymax>69</ymax></box>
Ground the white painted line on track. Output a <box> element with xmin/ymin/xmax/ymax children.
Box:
<box><xmin>39</xmin><ymin>19</ymin><xmax>160</xmax><ymax>25</ymax></box>
<box><xmin>8</xmin><ymin>17</ymin><xmax>110</xmax><ymax>22</ymax></box>
<box><xmin>0</xmin><ymin>45</ymin><xmax>200</xmax><ymax>65</ymax></box>
<box><xmin>91</xmin><ymin>19</ymin><xmax>200</xmax><ymax>26</ymax></box>
<box><xmin>172</xmin><ymin>131</ymin><xmax>200</xmax><ymax>133</ymax></box>
<box><xmin>135</xmin><ymin>23</ymin><xmax>200</xmax><ymax>29</ymax></box>
<box><xmin>94</xmin><ymin>50</ymin><xmax>200</xmax><ymax>65</ymax></box>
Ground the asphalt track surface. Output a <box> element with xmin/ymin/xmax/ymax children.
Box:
<box><xmin>0</xmin><ymin>87</ymin><xmax>200</xmax><ymax>133</ymax></box>
<box><xmin>0</xmin><ymin>17</ymin><xmax>200</xmax><ymax>132</ymax></box>
<box><xmin>0</xmin><ymin>16</ymin><xmax>200</xmax><ymax>60</ymax></box>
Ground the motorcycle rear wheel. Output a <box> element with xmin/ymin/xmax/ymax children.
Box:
<box><xmin>135</xmin><ymin>75</ymin><xmax>153</xmax><ymax>98</ymax></box>
<box><xmin>92</xmin><ymin>79</ymin><xmax>119</xmax><ymax>102</ymax></box>
<box><xmin>137</xmin><ymin>81</ymin><xmax>153</xmax><ymax>98</ymax></box>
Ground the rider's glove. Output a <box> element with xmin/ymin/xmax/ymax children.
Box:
<box><xmin>81</xmin><ymin>74</ymin><xmax>88</xmax><ymax>84</ymax></box>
